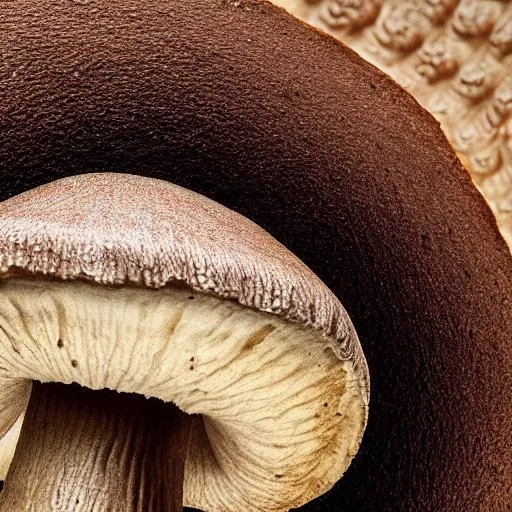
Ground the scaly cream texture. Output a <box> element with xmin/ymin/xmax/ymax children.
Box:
<box><xmin>0</xmin><ymin>279</ymin><xmax>366</xmax><ymax>511</ymax></box>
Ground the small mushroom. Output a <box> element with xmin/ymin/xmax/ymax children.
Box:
<box><xmin>0</xmin><ymin>173</ymin><xmax>369</xmax><ymax>511</ymax></box>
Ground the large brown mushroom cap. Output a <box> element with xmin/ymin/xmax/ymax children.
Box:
<box><xmin>1</xmin><ymin>1</ymin><xmax>512</xmax><ymax>510</ymax></box>
<box><xmin>273</xmin><ymin>0</ymin><xmax>512</xmax><ymax>248</ymax></box>
<box><xmin>0</xmin><ymin>173</ymin><xmax>368</xmax><ymax>511</ymax></box>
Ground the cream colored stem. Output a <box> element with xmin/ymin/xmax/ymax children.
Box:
<box><xmin>0</xmin><ymin>381</ymin><xmax>194</xmax><ymax>512</ymax></box>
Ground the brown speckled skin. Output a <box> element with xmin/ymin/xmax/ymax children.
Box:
<box><xmin>0</xmin><ymin>1</ymin><xmax>511</xmax><ymax>511</ymax></box>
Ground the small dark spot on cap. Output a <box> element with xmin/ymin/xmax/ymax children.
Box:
<box><xmin>57</xmin><ymin>339</ymin><xmax>64</xmax><ymax>348</ymax></box>
<box><xmin>336</xmin><ymin>412</ymin><xmax>342</xmax><ymax>416</ymax></box>
<box><xmin>190</xmin><ymin>365</ymin><xmax>194</xmax><ymax>370</ymax></box>
<box><xmin>190</xmin><ymin>357</ymin><xmax>195</xmax><ymax>362</ymax></box>
<box><xmin>275</xmin><ymin>474</ymin><xmax>284</xmax><ymax>479</ymax></box>
<box><xmin>71</xmin><ymin>360</ymin><xmax>78</xmax><ymax>368</ymax></box>
<box><xmin>469</xmin><ymin>329</ymin><xmax>474</xmax><ymax>339</ymax></box>
<box><xmin>314</xmin><ymin>413</ymin><xmax>320</xmax><ymax>418</ymax></box>
<box><xmin>188</xmin><ymin>296</ymin><xmax>195</xmax><ymax>300</ymax></box>
<box><xmin>324</xmin><ymin>402</ymin><xmax>329</xmax><ymax>407</ymax></box>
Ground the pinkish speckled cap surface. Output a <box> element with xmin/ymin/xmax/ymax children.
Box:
<box><xmin>0</xmin><ymin>172</ymin><xmax>369</xmax><ymax>395</ymax></box>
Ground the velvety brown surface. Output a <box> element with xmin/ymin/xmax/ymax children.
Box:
<box><xmin>273</xmin><ymin>0</ymin><xmax>512</xmax><ymax>248</ymax></box>
<box><xmin>0</xmin><ymin>1</ymin><xmax>511</xmax><ymax>511</ymax></box>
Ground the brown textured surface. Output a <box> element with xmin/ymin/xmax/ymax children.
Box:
<box><xmin>0</xmin><ymin>1</ymin><xmax>511</xmax><ymax>511</ymax></box>
<box><xmin>0</xmin><ymin>382</ymin><xmax>193</xmax><ymax>511</ymax></box>
<box><xmin>273</xmin><ymin>0</ymin><xmax>512</xmax><ymax>248</ymax></box>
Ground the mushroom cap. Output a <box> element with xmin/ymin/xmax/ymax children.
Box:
<box><xmin>1</xmin><ymin>1</ymin><xmax>512</xmax><ymax>510</ymax></box>
<box><xmin>0</xmin><ymin>173</ymin><xmax>369</xmax><ymax>511</ymax></box>
<box><xmin>273</xmin><ymin>0</ymin><xmax>512</xmax><ymax>249</ymax></box>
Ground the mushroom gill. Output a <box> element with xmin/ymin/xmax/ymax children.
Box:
<box><xmin>272</xmin><ymin>0</ymin><xmax>512</xmax><ymax>248</ymax></box>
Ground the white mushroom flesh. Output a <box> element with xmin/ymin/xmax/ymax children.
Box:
<box><xmin>0</xmin><ymin>413</ymin><xmax>24</xmax><ymax>481</ymax></box>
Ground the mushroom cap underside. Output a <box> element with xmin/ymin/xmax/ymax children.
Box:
<box><xmin>0</xmin><ymin>173</ymin><xmax>369</xmax><ymax>512</ymax></box>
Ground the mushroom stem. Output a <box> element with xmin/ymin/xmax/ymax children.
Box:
<box><xmin>0</xmin><ymin>381</ymin><xmax>194</xmax><ymax>511</ymax></box>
